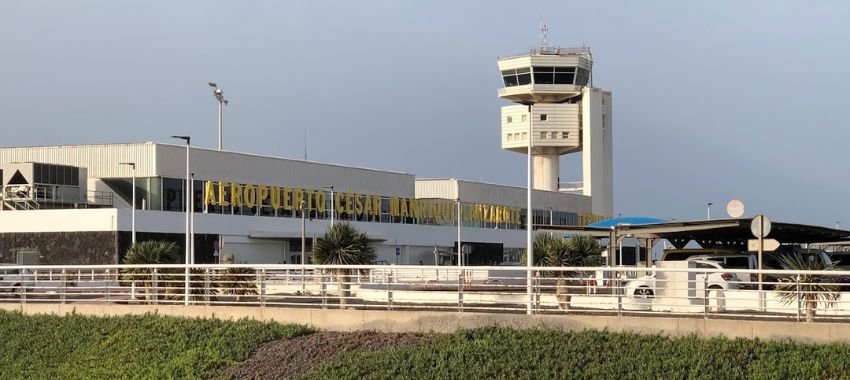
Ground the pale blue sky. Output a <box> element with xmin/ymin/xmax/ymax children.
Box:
<box><xmin>1</xmin><ymin>1</ymin><xmax>848</xmax><ymax>225</ymax></box>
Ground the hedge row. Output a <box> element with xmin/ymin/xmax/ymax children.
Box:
<box><xmin>304</xmin><ymin>327</ymin><xmax>850</xmax><ymax>379</ymax></box>
<box><xmin>0</xmin><ymin>310</ymin><xmax>310</xmax><ymax>379</ymax></box>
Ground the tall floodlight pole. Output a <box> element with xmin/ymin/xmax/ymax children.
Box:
<box><xmin>457</xmin><ymin>198</ymin><xmax>462</xmax><ymax>267</ymax></box>
<box><xmin>119</xmin><ymin>163</ymin><xmax>136</xmax><ymax>244</ymax></box>
<box><xmin>208</xmin><ymin>82</ymin><xmax>229</xmax><ymax>151</ymax></box>
<box><xmin>706</xmin><ymin>202</ymin><xmax>713</xmax><ymax>221</ymax></box>
<box><xmin>300</xmin><ymin>200</ymin><xmax>306</xmax><ymax>265</ymax></box>
<box><xmin>171</xmin><ymin>135</ymin><xmax>191</xmax><ymax>305</ymax></box>
<box><xmin>321</xmin><ymin>186</ymin><xmax>334</xmax><ymax>226</ymax></box>
<box><xmin>526</xmin><ymin>103</ymin><xmax>534</xmax><ymax>315</ymax></box>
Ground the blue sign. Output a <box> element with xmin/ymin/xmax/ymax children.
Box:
<box><xmin>395</xmin><ymin>248</ymin><xmax>401</xmax><ymax>256</ymax></box>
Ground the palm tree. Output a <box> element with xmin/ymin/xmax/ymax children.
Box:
<box><xmin>122</xmin><ymin>241</ymin><xmax>180</xmax><ymax>302</ymax></box>
<box><xmin>774</xmin><ymin>252</ymin><xmax>841</xmax><ymax>322</ymax></box>
<box><xmin>312</xmin><ymin>223</ymin><xmax>376</xmax><ymax>308</ymax></box>
<box><xmin>532</xmin><ymin>233</ymin><xmax>603</xmax><ymax>310</ymax></box>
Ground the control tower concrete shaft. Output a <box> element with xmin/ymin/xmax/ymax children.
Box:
<box><xmin>497</xmin><ymin>45</ymin><xmax>613</xmax><ymax>216</ymax></box>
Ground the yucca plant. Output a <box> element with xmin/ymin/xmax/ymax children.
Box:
<box><xmin>312</xmin><ymin>223</ymin><xmax>376</xmax><ymax>308</ymax></box>
<box><xmin>531</xmin><ymin>233</ymin><xmax>603</xmax><ymax>310</ymax></box>
<box><xmin>216</xmin><ymin>265</ymin><xmax>259</xmax><ymax>303</ymax></box>
<box><xmin>122</xmin><ymin>241</ymin><xmax>180</xmax><ymax>303</ymax></box>
<box><xmin>774</xmin><ymin>253</ymin><xmax>841</xmax><ymax>322</ymax></box>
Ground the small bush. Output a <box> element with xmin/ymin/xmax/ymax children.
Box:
<box><xmin>0</xmin><ymin>310</ymin><xmax>311</xmax><ymax>379</ymax></box>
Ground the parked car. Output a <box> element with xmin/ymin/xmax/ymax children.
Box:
<box><xmin>0</xmin><ymin>266</ymin><xmax>34</xmax><ymax>295</ymax></box>
<box><xmin>625</xmin><ymin>259</ymin><xmax>738</xmax><ymax>298</ymax></box>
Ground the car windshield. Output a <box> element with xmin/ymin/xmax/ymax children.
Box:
<box><xmin>724</xmin><ymin>257</ymin><xmax>751</xmax><ymax>268</ymax></box>
<box><xmin>829</xmin><ymin>253</ymin><xmax>850</xmax><ymax>266</ymax></box>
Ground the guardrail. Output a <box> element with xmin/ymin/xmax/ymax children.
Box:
<box><xmin>3</xmin><ymin>264</ymin><xmax>850</xmax><ymax>322</ymax></box>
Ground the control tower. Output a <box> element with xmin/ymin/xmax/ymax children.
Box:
<box><xmin>497</xmin><ymin>34</ymin><xmax>613</xmax><ymax>216</ymax></box>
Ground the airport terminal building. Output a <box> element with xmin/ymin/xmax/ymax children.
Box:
<box><xmin>0</xmin><ymin>142</ymin><xmax>606</xmax><ymax>266</ymax></box>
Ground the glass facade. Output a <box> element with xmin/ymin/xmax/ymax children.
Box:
<box><xmin>113</xmin><ymin>176</ymin><xmax>589</xmax><ymax>229</ymax></box>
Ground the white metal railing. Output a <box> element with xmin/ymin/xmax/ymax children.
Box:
<box><xmin>3</xmin><ymin>264</ymin><xmax>850</xmax><ymax>322</ymax></box>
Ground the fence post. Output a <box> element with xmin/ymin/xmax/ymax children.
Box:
<box><xmin>320</xmin><ymin>270</ymin><xmax>327</xmax><ymax>309</ymax></box>
<box><xmin>458</xmin><ymin>270</ymin><xmax>464</xmax><ymax>312</ymax></box>
<box><xmin>204</xmin><ymin>269</ymin><xmax>211</xmax><ymax>306</ymax></box>
<box><xmin>616</xmin><ymin>270</ymin><xmax>623</xmax><ymax>317</ymax></box>
<box><xmin>105</xmin><ymin>269</ymin><xmax>110</xmax><ymax>302</ymax></box>
<box><xmin>152</xmin><ymin>269</ymin><xmax>159</xmax><ymax>305</ymax></box>
<box><xmin>259</xmin><ymin>269</ymin><xmax>266</xmax><ymax>307</ymax></box>
<box><xmin>703</xmin><ymin>272</ymin><xmax>709</xmax><ymax>319</ymax></box>
<box><xmin>796</xmin><ymin>275</ymin><xmax>802</xmax><ymax>322</ymax></box>
<box><xmin>60</xmin><ymin>269</ymin><xmax>67</xmax><ymax>304</ymax></box>
<box><xmin>387</xmin><ymin>269</ymin><xmax>394</xmax><ymax>311</ymax></box>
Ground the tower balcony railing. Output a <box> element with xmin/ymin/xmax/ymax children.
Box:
<box><xmin>559</xmin><ymin>181</ymin><xmax>583</xmax><ymax>193</ymax></box>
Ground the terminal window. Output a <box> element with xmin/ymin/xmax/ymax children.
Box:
<box><xmin>540</xmin><ymin>114</ymin><xmax>548</xmax><ymax>121</ymax></box>
<box><xmin>506</xmin><ymin>116</ymin><xmax>512</xmax><ymax>123</ymax></box>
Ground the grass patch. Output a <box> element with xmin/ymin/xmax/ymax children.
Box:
<box><xmin>303</xmin><ymin>327</ymin><xmax>850</xmax><ymax>379</ymax></box>
<box><xmin>0</xmin><ymin>310</ymin><xmax>311</xmax><ymax>379</ymax></box>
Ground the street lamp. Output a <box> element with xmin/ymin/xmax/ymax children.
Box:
<box><xmin>171</xmin><ymin>135</ymin><xmax>191</xmax><ymax>306</ymax></box>
<box><xmin>706</xmin><ymin>202</ymin><xmax>713</xmax><ymax>221</ymax></box>
<box><xmin>119</xmin><ymin>162</ymin><xmax>136</xmax><ymax>245</ymax></box>
<box><xmin>320</xmin><ymin>186</ymin><xmax>334</xmax><ymax>226</ymax></box>
<box><xmin>525</xmin><ymin>103</ymin><xmax>534</xmax><ymax>315</ymax></box>
<box><xmin>208</xmin><ymin>82</ymin><xmax>229</xmax><ymax>151</ymax></box>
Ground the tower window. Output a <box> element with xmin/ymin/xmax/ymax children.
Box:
<box><xmin>506</xmin><ymin>116</ymin><xmax>513</xmax><ymax>123</ymax></box>
<box><xmin>501</xmin><ymin>68</ymin><xmax>532</xmax><ymax>87</ymax></box>
<box><xmin>521</xmin><ymin>114</ymin><xmax>527</xmax><ymax>122</ymax></box>
<box><xmin>540</xmin><ymin>114</ymin><xmax>548</xmax><ymax>121</ymax></box>
<box><xmin>540</xmin><ymin>132</ymin><xmax>547</xmax><ymax>139</ymax></box>
<box><xmin>561</xmin><ymin>132</ymin><xmax>569</xmax><ymax>139</ymax></box>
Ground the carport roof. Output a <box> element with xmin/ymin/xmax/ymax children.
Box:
<box><xmin>537</xmin><ymin>218</ymin><xmax>850</xmax><ymax>247</ymax></box>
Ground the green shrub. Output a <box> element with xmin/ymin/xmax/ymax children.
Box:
<box><xmin>0</xmin><ymin>310</ymin><xmax>311</xmax><ymax>379</ymax></box>
<box><xmin>303</xmin><ymin>327</ymin><xmax>850</xmax><ymax>380</ymax></box>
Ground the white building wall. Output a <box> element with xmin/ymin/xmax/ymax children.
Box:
<box><xmin>155</xmin><ymin>144</ymin><xmax>414</xmax><ymax>197</ymax></box>
<box><xmin>581</xmin><ymin>88</ymin><xmax>614</xmax><ymax>216</ymax></box>
<box><xmin>0</xmin><ymin>209</ymin><xmax>118</xmax><ymax>232</ymax></box>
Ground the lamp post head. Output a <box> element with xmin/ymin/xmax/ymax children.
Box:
<box><xmin>119</xmin><ymin>162</ymin><xmax>135</xmax><ymax>169</ymax></box>
<box><xmin>170</xmin><ymin>135</ymin><xmax>191</xmax><ymax>145</ymax></box>
<box><xmin>208</xmin><ymin>82</ymin><xmax>217</xmax><ymax>88</ymax></box>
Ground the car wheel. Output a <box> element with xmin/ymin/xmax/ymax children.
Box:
<box><xmin>634</xmin><ymin>286</ymin><xmax>654</xmax><ymax>298</ymax></box>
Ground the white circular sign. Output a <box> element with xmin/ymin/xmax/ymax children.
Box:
<box><xmin>751</xmin><ymin>215</ymin><xmax>771</xmax><ymax>238</ymax></box>
<box><xmin>726</xmin><ymin>199</ymin><xmax>745</xmax><ymax>218</ymax></box>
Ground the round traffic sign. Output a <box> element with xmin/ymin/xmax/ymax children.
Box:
<box><xmin>751</xmin><ymin>215</ymin><xmax>771</xmax><ymax>238</ymax></box>
<box><xmin>726</xmin><ymin>199</ymin><xmax>745</xmax><ymax>218</ymax></box>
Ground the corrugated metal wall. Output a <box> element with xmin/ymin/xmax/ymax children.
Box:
<box><xmin>0</xmin><ymin>143</ymin><xmax>157</xmax><ymax>178</ymax></box>
<box><xmin>416</xmin><ymin>179</ymin><xmax>591</xmax><ymax>213</ymax></box>
<box><xmin>415</xmin><ymin>179</ymin><xmax>458</xmax><ymax>200</ymax></box>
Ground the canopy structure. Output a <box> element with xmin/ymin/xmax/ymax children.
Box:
<box><xmin>585</xmin><ymin>216</ymin><xmax>668</xmax><ymax>229</ymax></box>
<box><xmin>538</xmin><ymin>218</ymin><xmax>850</xmax><ymax>249</ymax></box>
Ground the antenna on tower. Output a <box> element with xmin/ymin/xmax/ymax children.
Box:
<box><xmin>539</xmin><ymin>19</ymin><xmax>549</xmax><ymax>50</ymax></box>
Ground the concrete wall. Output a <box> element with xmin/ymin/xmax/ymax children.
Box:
<box><xmin>0</xmin><ymin>231</ymin><xmax>117</xmax><ymax>265</ymax></box>
<box><xmin>3</xmin><ymin>303</ymin><xmax>849</xmax><ymax>344</ymax></box>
